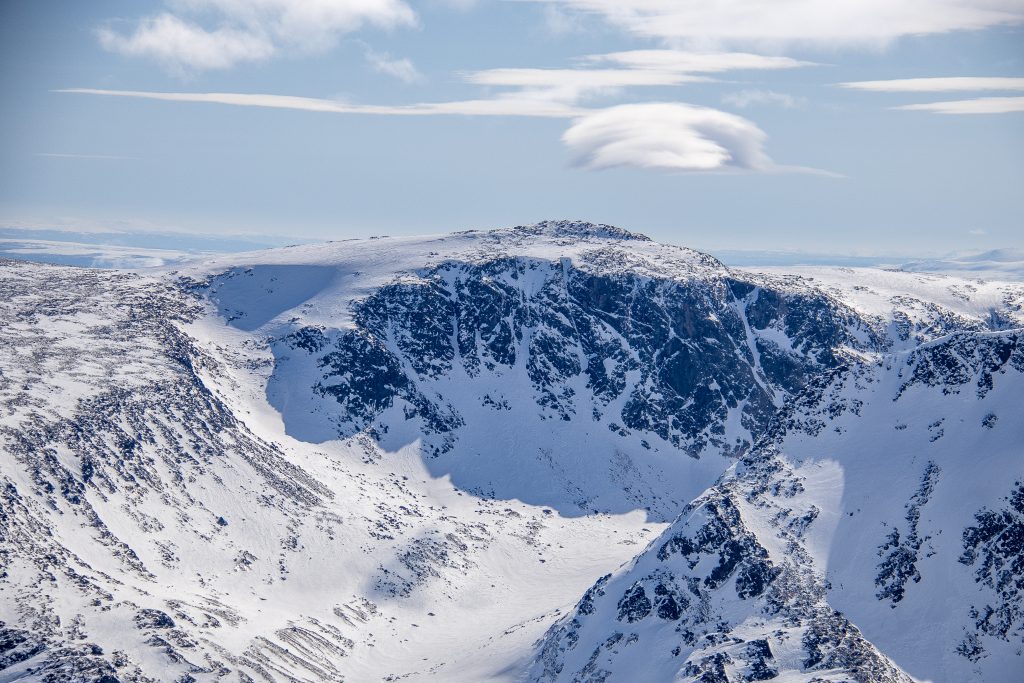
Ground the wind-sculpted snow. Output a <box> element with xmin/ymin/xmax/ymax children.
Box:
<box><xmin>1</xmin><ymin>222</ymin><xmax>1023</xmax><ymax>682</ymax></box>
<box><xmin>208</xmin><ymin>265</ymin><xmax>338</xmax><ymax>332</ymax></box>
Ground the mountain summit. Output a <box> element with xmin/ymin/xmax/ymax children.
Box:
<box><xmin>456</xmin><ymin>220</ymin><xmax>655</xmax><ymax>242</ymax></box>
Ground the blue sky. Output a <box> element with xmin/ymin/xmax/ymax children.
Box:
<box><xmin>1</xmin><ymin>0</ymin><xmax>1022</xmax><ymax>254</ymax></box>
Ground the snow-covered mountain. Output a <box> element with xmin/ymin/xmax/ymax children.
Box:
<box><xmin>1</xmin><ymin>221</ymin><xmax>1021</xmax><ymax>682</ymax></box>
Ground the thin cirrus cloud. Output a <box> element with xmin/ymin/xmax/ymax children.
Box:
<box><xmin>459</xmin><ymin>50</ymin><xmax>813</xmax><ymax>105</ymax></box>
<box><xmin>896</xmin><ymin>96</ymin><xmax>1024</xmax><ymax>114</ymax></box>
<box><xmin>840</xmin><ymin>76</ymin><xmax>1024</xmax><ymax>114</ymax></box>
<box><xmin>98</xmin><ymin>0</ymin><xmax>417</xmax><ymax>72</ymax></box>
<box><xmin>461</xmin><ymin>67</ymin><xmax>713</xmax><ymax>106</ymax></box>
<box><xmin>721</xmin><ymin>89</ymin><xmax>805</xmax><ymax>109</ymax></box>
<box><xmin>365</xmin><ymin>50</ymin><xmax>422</xmax><ymax>83</ymax></box>
<box><xmin>839</xmin><ymin>77</ymin><xmax>1024</xmax><ymax>92</ymax></box>
<box><xmin>35</xmin><ymin>153</ymin><xmax>136</xmax><ymax>160</ymax></box>
<box><xmin>56</xmin><ymin>88</ymin><xmax>585</xmax><ymax>118</ymax></box>
<box><xmin>68</xmin><ymin>48</ymin><xmax>815</xmax><ymax>112</ymax></box>
<box><xmin>583</xmin><ymin>50</ymin><xmax>814</xmax><ymax>73</ymax></box>
<box><xmin>60</xmin><ymin>89</ymin><xmax>804</xmax><ymax>173</ymax></box>
<box><xmin>59</xmin><ymin>48</ymin><xmax>826</xmax><ymax>175</ymax></box>
<box><xmin>526</xmin><ymin>0</ymin><xmax>1024</xmax><ymax>47</ymax></box>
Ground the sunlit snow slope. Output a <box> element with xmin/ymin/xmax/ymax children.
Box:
<box><xmin>1</xmin><ymin>221</ymin><xmax>1021</xmax><ymax>683</ymax></box>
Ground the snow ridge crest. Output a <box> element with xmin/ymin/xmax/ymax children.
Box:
<box><xmin>459</xmin><ymin>219</ymin><xmax>653</xmax><ymax>243</ymax></box>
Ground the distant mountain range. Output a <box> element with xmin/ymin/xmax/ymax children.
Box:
<box><xmin>899</xmin><ymin>248</ymin><xmax>1024</xmax><ymax>280</ymax></box>
<box><xmin>2</xmin><ymin>225</ymin><xmax>1021</xmax><ymax>280</ymax></box>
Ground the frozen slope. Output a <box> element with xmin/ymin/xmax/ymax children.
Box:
<box><xmin>0</xmin><ymin>256</ymin><xmax>658</xmax><ymax>682</ymax></box>
<box><xmin>0</xmin><ymin>221</ymin><xmax>1022</xmax><ymax>682</ymax></box>
<box><xmin>530</xmin><ymin>329</ymin><xmax>1023</xmax><ymax>682</ymax></box>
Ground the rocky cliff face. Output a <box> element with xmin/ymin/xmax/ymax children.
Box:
<box><xmin>1</xmin><ymin>222</ymin><xmax>1022</xmax><ymax>682</ymax></box>
<box><xmin>275</xmin><ymin>256</ymin><xmax>871</xmax><ymax>452</ymax></box>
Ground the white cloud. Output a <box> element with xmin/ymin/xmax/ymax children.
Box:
<box><xmin>99</xmin><ymin>0</ymin><xmax>416</xmax><ymax>72</ymax></box>
<box><xmin>895</xmin><ymin>96</ymin><xmax>1024</xmax><ymax>114</ymax></box>
<box><xmin>64</xmin><ymin>45</ymin><xmax>813</xmax><ymax>118</ymax></box>
<box><xmin>426</xmin><ymin>0</ymin><xmax>479</xmax><ymax>9</ymax></box>
<box><xmin>61</xmin><ymin>89</ymin><xmax>823</xmax><ymax>173</ymax></box>
<box><xmin>541</xmin><ymin>4</ymin><xmax>585</xmax><ymax>35</ymax></box>
<box><xmin>60</xmin><ymin>45</ymin><xmax>830</xmax><ymax>174</ymax></box>
<box><xmin>585</xmin><ymin>50</ymin><xmax>813</xmax><ymax>73</ymax></box>
<box><xmin>722</xmin><ymin>89</ymin><xmax>804</xmax><ymax>109</ymax></box>
<box><xmin>463</xmin><ymin>67</ymin><xmax>710</xmax><ymax>105</ymax></box>
<box><xmin>528</xmin><ymin>0</ymin><xmax>1024</xmax><ymax>47</ymax></box>
<box><xmin>98</xmin><ymin>13</ymin><xmax>275</xmax><ymax>71</ymax></box>
<box><xmin>840</xmin><ymin>76</ymin><xmax>1024</xmax><ymax>92</ymax></box>
<box><xmin>561</xmin><ymin>103</ymin><xmax>777</xmax><ymax>172</ymax></box>
<box><xmin>207</xmin><ymin>0</ymin><xmax>417</xmax><ymax>49</ymax></box>
<box><xmin>366</xmin><ymin>50</ymin><xmax>421</xmax><ymax>83</ymax></box>
<box><xmin>56</xmin><ymin>88</ymin><xmax>583</xmax><ymax>118</ymax></box>
<box><xmin>461</xmin><ymin>50</ymin><xmax>812</xmax><ymax>105</ymax></box>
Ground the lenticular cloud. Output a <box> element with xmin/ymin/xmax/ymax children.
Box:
<box><xmin>561</xmin><ymin>102</ymin><xmax>774</xmax><ymax>172</ymax></box>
